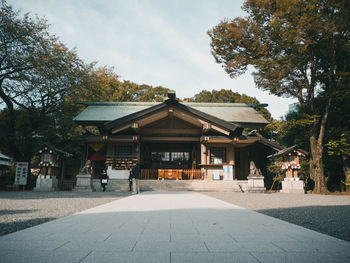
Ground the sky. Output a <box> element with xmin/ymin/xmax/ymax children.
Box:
<box><xmin>10</xmin><ymin>0</ymin><xmax>297</xmax><ymax>119</ymax></box>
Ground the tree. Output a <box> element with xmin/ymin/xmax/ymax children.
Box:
<box><xmin>208</xmin><ymin>0</ymin><xmax>350</xmax><ymax>193</ymax></box>
<box><xmin>0</xmin><ymin>2</ymin><xmax>84</xmax><ymax>160</ymax></box>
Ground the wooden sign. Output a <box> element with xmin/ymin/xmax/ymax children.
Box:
<box><xmin>14</xmin><ymin>162</ymin><xmax>28</xmax><ymax>185</ymax></box>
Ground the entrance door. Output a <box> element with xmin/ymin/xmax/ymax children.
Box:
<box><xmin>235</xmin><ymin>149</ymin><xmax>249</xmax><ymax>180</ymax></box>
<box><xmin>144</xmin><ymin>143</ymin><xmax>193</xmax><ymax>169</ymax></box>
<box><xmin>150</xmin><ymin>151</ymin><xmax>190</xmax><ymax>169</ymax></box>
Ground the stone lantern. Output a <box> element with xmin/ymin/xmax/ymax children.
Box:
<box><xmin>268</xmin><ymin>145</ymin><xmax>308</xmax><ymax>194</ymax></box>
<box><xmin>34</xmin><ymin>143</ymin><xmax>71</xmax><ymax>191</ymax></box>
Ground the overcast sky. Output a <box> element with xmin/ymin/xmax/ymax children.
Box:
<box><xmin>11</xmin><ymin>0</ymin><xmax>297</xmax><ymax>119</ymax></box>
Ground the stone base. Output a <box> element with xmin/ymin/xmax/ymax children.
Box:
<box><xmin>92</xmin><ymin>179</ymin><xmax>130</xmax><ymax>192</ymax></box>
<box><xmin>73</xmin><ymin>173</ymin><xmax>93</xmax><ymax>192</ymax></box>
<box><xmin>280</xmin><ymin>178</ymin><xmax>305</xmax><ymax>194</ymax></box>
<box><xmin>132</xmin><ymin>178</ymin><xmax>139</xmax><ymax>194</ymax></box>
<box><xmin>247</xmin><ymin>175</ymin><xmax>266</xmax><ymax>193</ymax></box>
<box><xmin>34</xmin><ymin>176</ymin><xmax>58</xmax><ymax>191</ymax></box>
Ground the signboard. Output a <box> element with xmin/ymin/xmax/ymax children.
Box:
<box><xmin>223</xmin><ymin>165</ymin><xmax>233</xmax><ymax>181</ymax></box>
<box><xmin>107</xmin><ymin>166</ymin><xmax>129</xmax><ymax>179</ymax></box>
<box><xmin>14</xmin><ymin>162</ymin><xmax>29</xmax><ymax>185</ymax></box>
<box><xmin>213</xmin><ymin>170</ymin><xmax>221</xmax><ymax>180</ymax></box>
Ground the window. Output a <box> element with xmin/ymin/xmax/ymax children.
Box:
<box><xmin>171</xmin><ymin>152</ymin><xmax>183</xmax><ymax>161</ymax></box>
<box><xmin>43</xmin><ymin>153</ymin><xmax>51</xmax><ymax>162</ymax></box>
<box><xmin>184</xmin><ymin>152</ymin><xmax>190</xmax><ymax>161</ymax></box>
<box><xmin>210</xmin><ymin>147</ymin><xmax>226</xmax><ymax>164</ymax></box>
<box><xmin>160</xmin><ymin>152</ymin><xmax>170</xmax><ymax>161</ymax></box>
<box><xmin>290</xmin><ymin>155</ymin><xmax>297</xmax><ymax>164</ymax></box>
<box><xmin>115</xmin><ymin>145</ymin><xmax>132</xmax><ymax>156</ymax></box>
<box><xmin>151</xmin><ymin>152</ymin><xmax>170</xmax><ymax>161</ymax></box>
<box><xmin>151</xmin><ymin>152</ymin><xmax>159</xmax><ymax>161</ymax></box>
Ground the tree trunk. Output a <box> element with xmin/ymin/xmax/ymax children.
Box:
<box><xmin>309</xmin><ymin>135</ymin><xmax>327</xmax><ymax>193</ymax></box>
<box><xmin>0</xmin><ymin>82</ymin><xmax>22</xmax><ymax>161</ymax></box>
<box><xmin>341</xmin><ymin>156</ymin><xmax>350</xmax><ymax>192</ymax></box>
<box><xmin>308</xmin><ymin>95</ymin><xmax>332</xmax><ymax>193</ymax></box>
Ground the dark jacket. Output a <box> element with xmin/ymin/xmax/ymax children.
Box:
<box><xmin>100</xmin><ymin>172</ymin><xmax>108</xmax><ymax>184</ymax></box>
<box><xmin>131</xmin><ymin>164</ymin><xmax>140</xmax><ymax>179</ymax></box>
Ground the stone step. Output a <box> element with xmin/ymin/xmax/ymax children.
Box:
<box><xmin>92</xmin><ymin>179</ymin><xmax>130</xmax><ymax>192</ymax></box>
<box><xmin>138</xmin><ymin>180</ymin><xmax>247</xmax><ymax>192</ymax></box>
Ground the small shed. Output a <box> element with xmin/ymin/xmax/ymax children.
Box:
<box><xmin>0</xmin><ymin>152</ymin><xmax>12</xmax><ymax>176</ymax></box>
<box><xmin>268</xmin><ymin>145</ymin><xmax>308</xmax><ymax>179</ymax></box>
<box><xmin>38</xmin><ymin>143</ymin><xmax>72</xmax><ymax>177</ymax></box>
<box><xmin>0</xmin><ymin>152</ymin><xmax>12</xmax><ymax>167</ymax></box>
<box><xmin>268</xmin><ymin>145</ymin><xmax>308</xmax><ymax>194</ymax></box>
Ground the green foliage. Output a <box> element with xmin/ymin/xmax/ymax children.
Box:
<box><xmin>208</xmin><ymin>0</ymin><xmax>350</xmax><ymax>193</ymax></box>
<box><xmin>266</xmin><ymin>157</ymin><xmax>284</xmax><ymax>190</ymax></box>
<box><xmin>327</xmin><ymin>132</ymin><xmax>350</xmax><ymax>159</ymax></box>
<box><xmin>0</xmin><ymin>3</ymin><xmax>85</xmax><ymax>112</ymax></box>
<box><xmin>266</xmin><ymin>157</ymin><xmax>283</xmax><ymax>176</ymax></box>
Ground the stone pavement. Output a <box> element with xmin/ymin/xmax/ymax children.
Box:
<box><xmin>0</xmin><ymin>192</ymin><xmax>349</xmax><ymax>263</ymax></box>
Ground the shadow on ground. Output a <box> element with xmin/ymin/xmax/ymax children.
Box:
<box><xmin>0</xmin><ymin>217</ymin><xmax>56</xmax><ymax>236</ymax></box>
<box><xmin>0</xmin><ymin>209</ymin><xmax>38</xmax><ymax>216</ymax></box>
<box><xmin>0</xmin><ymin>191</ymin><xmax>131</xmax><ymax>200</ymax></box>
<box><xmin>257</xmin><ymin>205</ymin><xmax>350</xmax><ymax>242</ymax></box>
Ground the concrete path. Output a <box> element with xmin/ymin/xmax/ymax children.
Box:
<box><xmin>0</xmin><ymin>192</ymin><xmax>349</xmax><ymax>263</ymax></box>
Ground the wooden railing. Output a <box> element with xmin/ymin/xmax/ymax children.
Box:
<box><xmin>139</xmin><ymin>169</ymin><xmax>202</xmax><ymax>180</ymax></box>
<box><xmin>60</xmin><ymin>180</ymin><xmax>76</xmax><ymax>191</ymax></box>
<box><xmin>140</xmin><ymin>169</ymin><xmax>158</xmax><ymax>179</ymax></box>
<box><xmin>182</xmin><ymin>169</ymin><xmax>202</xmax><ymax>180</ymax></box>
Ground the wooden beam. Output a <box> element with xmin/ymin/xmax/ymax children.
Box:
<box><xmin>112</xmin><ymin>124</ymin><xmax>131</xmax><ymax>134</ymax></box>
<box><xmin>173</xmin><ymin>110</ymin><xmax>203</xmax><ymax>127</ymax></box>
<box><xmin>211</xmin><ymin>124</ymin><xmax>230</xmax><ymax>136</ymax></box>
<box><xmin>137</xmin><ymin>110</ymin><xmax>168</xmax><ymax>127</ymax></box>
<box><xmin>202</xmin><ymin>123</ymin><xmax>211</xmax><ymax>133</ymax></box>
<box><xmin>141</xmin><ymin>128</ymin><xmax>201</xmax><ymax>135</ymax></box>
<box><xmin>142</xmin><ymin>136</ymin><xmax>200</xmax><ymax>142</ymax></box>
<box><xmin>174</xmin><ymin>108</ymin><xmax>230</xmax><ymax>135</ymax></box>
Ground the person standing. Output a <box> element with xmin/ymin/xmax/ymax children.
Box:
<box><xmin>129</xmin><ymin>163</ymin><xmax>140</xmax><ymax>192</ymax></box>
<box><xmin>100</xmin><ymin>169</ymin><xmax>108</xmax><ymax>192</ymax></box>
<box><xmin>128</xmin><ymin>167</ymin><xmax>133</xmax><ymax>192</ymax></box>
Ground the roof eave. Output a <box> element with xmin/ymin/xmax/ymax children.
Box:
<box><xmin>104</xmin><ymin>99</ymin><xmax>238</xmax><ymax>134</ymax></box>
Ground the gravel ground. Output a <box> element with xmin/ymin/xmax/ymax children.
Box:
<box><xmin>2</xmin><ymin>191</ymin><xmax>350</xmax><ymax>243</ymax></box>
<box><xmin>203</xmin><ymin>192</ymin><xmax>350</xmax><ymax>242</ymax></box>
<box><xmin>0</xmin><ymin>191</ymin><xmax>129</xmax><ymax>236</ymax></box>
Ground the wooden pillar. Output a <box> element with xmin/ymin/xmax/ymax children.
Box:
<box><xmin>201</xmin><ymin>144</ymin><xmax>206</xmax><ymax>165</ymax></box>
<box><xmin>200</xmin><ymin>144</ymin><xmax>207</xmax><ymax>179</ymax></box>
<box><xmin>231</xmin><ymin>147</ymin><xmax>236</xmax><ymax>179</ymax></box>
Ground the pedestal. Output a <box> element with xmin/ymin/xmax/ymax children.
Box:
<box><xmin>132</xmin><ymin>178</ymin><xmax>139</xmax><ymax>194</ymax></box>
<box><xmin>247</xmin><ymin>175</ymin><xmax>266</xmax><ymax>193</ymax></box>
<box><xmin>280</xmin><ymin>178</ymin><xmax>305</xmax><ymax>194</ymax></box>
<box><xmin>34</xmin><ymin>176</ymin><xmax>58</xmax><ymax>191</ymax></box>
<box><xmin>73</xmin><ymin>173</ymin><xmax>93</xmax><ymax>192</ymax></box>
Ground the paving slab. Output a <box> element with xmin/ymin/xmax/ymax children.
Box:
<box><xmin>0</xmin><ymin>191</ymin><xmax>350</xmax><ymax>263</ymax></box>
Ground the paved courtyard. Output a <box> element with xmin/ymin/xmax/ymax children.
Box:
<box><xmin>0</xmin><ymin>192</ymin><xmax>349</xmax><ymax>263</ymax></box>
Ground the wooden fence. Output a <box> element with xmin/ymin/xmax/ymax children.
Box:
<box><xmin>60</xmin><ymin>180</ymin><xmax>76</xmax><ymax>191</ymax></box>
<box><xmin>139</xmin><ymin>169</ymin><xmax>158</xmax><ymax>179</ymax></box>
<box><xmin>182</xmin><ymin>169</ymin><xmax>202</xmax><ymax>180</ymax></box>
<box><xmin>139</xmin><ymin>169</ymin><xmax>202</xmax><ymax>180</ymax></box>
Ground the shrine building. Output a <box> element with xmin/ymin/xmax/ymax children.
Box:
<box><xmin>73</xmin><ymin>91</ymin><xmax>283</xmax><ymax>192</ymax></box>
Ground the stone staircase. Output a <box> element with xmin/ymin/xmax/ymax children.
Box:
<box><xmin>138</xmin><ymin>180</ymin><xmax>248</xmax><ymax>192</ymax></box>
<box><xmin>92</xmin><ymin>179</ymin><xmax>130</xmax><ymax>192</ymax></box>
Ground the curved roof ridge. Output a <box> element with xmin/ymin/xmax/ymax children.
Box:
<box><xmin>77</xmin><ymin>101</ymin><xmax>252</xmax><ymax>107</ymax></box>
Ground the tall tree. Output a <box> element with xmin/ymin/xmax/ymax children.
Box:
<box><xmin>208</xmin><ymin>0</ymin><xmax>350</xmax><ymax>193</ymax></box>
<box><xmin>0</xmin><ymin>2</ymin><xmax>84</xmax><ymax>160</ymax></box>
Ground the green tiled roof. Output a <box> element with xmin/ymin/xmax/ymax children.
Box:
<box><xmin>0</xmin><ymin>152</ymin><xmax>12</xmax><ymax>161</ymax></box>
<box><xmin>0</xmin><ymin>152</ymin><xmax>12</xmax><ymax>166</ymax></box>
<box><xmin>73</xmin><ymin>101</ymin><xmax>269</xmax><ymax>126</ymax></box>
